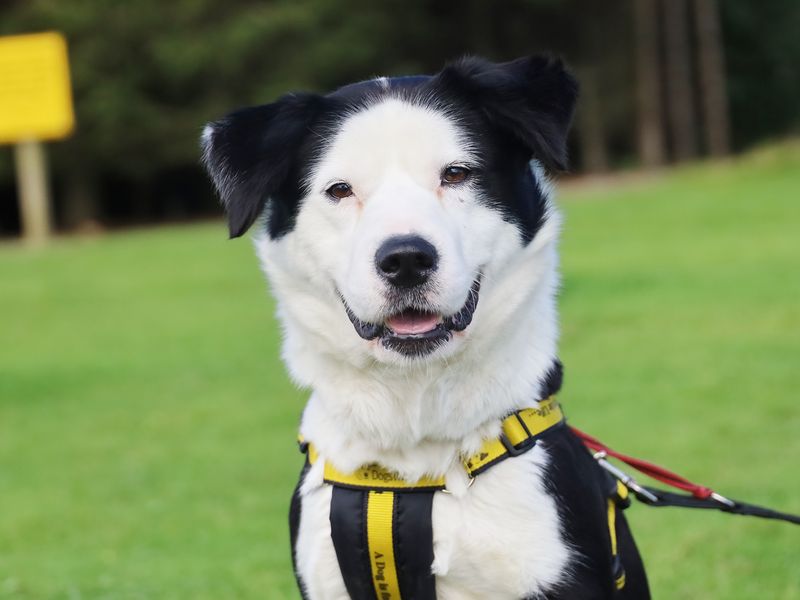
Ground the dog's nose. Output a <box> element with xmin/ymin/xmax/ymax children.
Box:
<box><xmin>375</xmin><ymin>235</ymin><xmax>438</xmax><ymax>288</ymax></box>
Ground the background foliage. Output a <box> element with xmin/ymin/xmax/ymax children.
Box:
<box><xmin>1</xmin><ymin>0</ymin><xmax>799</xmax><ymax>234</ymax></box>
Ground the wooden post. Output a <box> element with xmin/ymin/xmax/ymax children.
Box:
<box><xmin>14</xmin><ymin>139</ymin><xmax>52</xmax><ymax>244</ymax></box>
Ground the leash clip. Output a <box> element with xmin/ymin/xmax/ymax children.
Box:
<box><xmin>710</xmin><ymin>491</ymin><xmax>737</xmax><ymax>509</ymax></box>
<box><xmin>593</xmin><ymin>451</ymin><xmax>660</xmax><ymax>504</ymax></box>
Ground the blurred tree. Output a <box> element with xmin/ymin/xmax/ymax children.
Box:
<box><xmin>577</xmin><ymin>66</ymin><xmax>609</xmax><ymax>173</ymax></box>
<box><xmin>633</xmin><ymin>0</ymin><xmax>666</xmax><ymax>167</ymax></box>
<box><xmin>662</xmin><ymin>0</ymin><xmax>698</xmax><ymax>161</ymax></box>
<box><xmin>0</xmin><ymin>0</ymin><xmax>584</xmax><ymax>228</ymax></box>
<box><xmin>693</xmin><ymin>0</ymin><xmax>730</xmax><ymax>156</ymax></box>
<box><xmin>0</xmin><ymin>0</ymin><xmax>797</xmax><ymax>234</ymax></box>
<box><xmin>722</xmin><ymin>0</ymin><xmax>800</xmax><ymax>149</ymax></box>
<box><xmin>569</xmin><ymin>0</ymin><xmax>635</xmax><ymax>173</ymax></box>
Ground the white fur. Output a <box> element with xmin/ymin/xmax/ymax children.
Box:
<box><xmin>256</xmin><ymin>98</ymin><xmax>571</xmax><ymax>598</ymax></box>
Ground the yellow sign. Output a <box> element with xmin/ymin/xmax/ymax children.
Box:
<box><xmin>0</xmin><ymin>32</ymin><xmax>75</xmax><ymax>144</ymax></box>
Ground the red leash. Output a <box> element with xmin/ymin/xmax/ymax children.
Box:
<box><xmin>571</xmin><ymin>426</ymin><xmax>715</xmax><ymax>500</ymax></box>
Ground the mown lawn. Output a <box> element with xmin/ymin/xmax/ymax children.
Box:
<box><xmin>1</xmin><ymin>143</ymin><xmax>798</xmax><ymax>599</ymax></box>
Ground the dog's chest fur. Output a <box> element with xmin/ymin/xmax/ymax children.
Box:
<box><xmin>295</xmin><ymin>447</ymin><xmax>569</xmax><ymax>600</ymax></box>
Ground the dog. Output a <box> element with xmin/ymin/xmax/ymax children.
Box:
<box><xmin>202</xmin><ymin>55</ymin><xmax>650</xmax><ymax>600</ymax></box>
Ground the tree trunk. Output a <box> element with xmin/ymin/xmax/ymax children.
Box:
<box><xmin>633</xmin><ymin>0</ymin><xmax>666</xmax><ymax>167</ymax></box>
<box><xmin>577</xmin><ymin>67</ymin><xmax>610</xmax><ymax>173</ymax></box>
<box><xmin>693</xmin><ymin>0</ymin><xmax>731</xmax><ymax>156</ymax></box>
<box><xmin>663</xmin><ymin>0</ymin><xmax>699</xmax><ymax>161</ymax></box>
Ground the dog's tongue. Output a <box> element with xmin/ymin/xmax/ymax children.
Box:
<box><xmin>386</xmin><ymin>310</ymin><xmax>440</xmax><ymax>335</ymax></box>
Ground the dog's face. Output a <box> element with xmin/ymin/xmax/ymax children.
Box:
<box><xmin>202</xmin><ymin>56</ymin><xmax>577</xmax><ymax>369</ymax></box>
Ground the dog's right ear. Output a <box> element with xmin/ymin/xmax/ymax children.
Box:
<box><xmin>435</xmin><ymin>55</ymin><xmax>579</xmax><ymax>172</ymax></box>
<box><xmin>201</xmin><ymin>93</ymin><xmax>329</xmax><ymax>238</ymax></box>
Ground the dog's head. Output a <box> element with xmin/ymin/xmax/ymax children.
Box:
<box><xmin>202</xmin><ymin>56</ymin><xmax>577</xmax><ymax>372</ymax></box>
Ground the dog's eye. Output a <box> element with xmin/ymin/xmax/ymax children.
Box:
<box><xmin>326</xmin><ymin>182</ymin><xmax>353</xmax><ymax>200</ymax></box>
<box><xmin>441</xmin><ymin>166</ymin><xmax>470</xmax><ymax>185</ymax></box>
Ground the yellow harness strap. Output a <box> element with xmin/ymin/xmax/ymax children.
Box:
<box><xmin>366</xmin><ymin>491</ymin><xmax>402</xmax><ymax>599</ymax></box>
<box><xmin>321</xmin><ymin>463</ymin><xmax>446</xmax><ymax>491</ymax></box>
<box><xmin>301</xmin><ymin>396</ymin><xmax>564</xmax><ymax>491</ymax></box>
<box><xmin>608</xmin><ymin>480</ymin><xmax>629</xmax><ymax>590</ymax></box>
<box><xmin>464</xmin><ymin>396</ymin><xmax>564</xmax><ymax>476</ymax></box>
<box><xmin>301</xmin><ymin>397</ymin><xmax>564</xmax><ymax>600</ymax></box>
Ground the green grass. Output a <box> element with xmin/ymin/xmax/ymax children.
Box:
<box><xmin>1</xmin><ymin>143</ymin><xmax>799</xmax><ymax>599</ymax></box>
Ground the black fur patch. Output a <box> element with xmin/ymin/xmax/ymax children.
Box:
<box><xmin>431</xmin><ymin>56</ymin><xmax>578</xmax><ymax>172</ymax></box>
<box><xmin>537</xmin><ymin>429</ymin><xmax>651</xmax><ymax>599</ymax></box>
<box><xmin>541</xmin><ymin>358</ymin><xmax>564</xmax><ymax>398</ymax></box>
<box><xmin>289</xmin><ymin>461</ymin><xmax>310</xmax><ymax>600</ymax></box>
<box><xmin>421</xmin><ymin>56</ymin><xmax>578</xmax><ymax>243</ymax></box>
<box><xmin>201</xmin><ymin>55</ymin><xmax>578</xmax><ymax>242</ymax></box>
<box><xmin>201</xmin><ymin>93</ymin><xmax>342</xmax><ymax>238</ymax></box>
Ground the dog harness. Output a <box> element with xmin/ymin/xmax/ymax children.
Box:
<box><xmin>297</xmin><ymin>397</ymin><xmax>629</xmax><ymax>599</ymax></box>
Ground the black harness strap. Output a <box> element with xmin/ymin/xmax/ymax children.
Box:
<box><xmin>330</xmin><ymin>488</ymin><xmax>374</xmax><ymax>600</ymax></box>
<box><xmin>393</xmin><ymin>492</ymin><xmax>436</xmax><ymax>600</ymax></box>
<box><xmin>331</xmin><ymin>487</ymin><xmax>438</xmax><ymax>600</ymax></box>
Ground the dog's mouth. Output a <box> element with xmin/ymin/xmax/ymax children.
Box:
<box><xmin>342</xmin><ymin>277</ymin><xmax>481</xmax><ymax>357</ymax></box>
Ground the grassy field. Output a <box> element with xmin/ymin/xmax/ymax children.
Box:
<box><xmin>1</xmin><ymin>143</ymin><xmax>799</xmax><ymax>599</ymax></box>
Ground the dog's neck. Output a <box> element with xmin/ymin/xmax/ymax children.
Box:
<box><xmin>261</xmin><ymin>215</ymin><xmax>561</xmax><ymax>480</ymax></box>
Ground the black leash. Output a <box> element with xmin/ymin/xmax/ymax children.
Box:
<box><xmin>571</xmin><ymin>426</ymin><xmax>800</xmax><ymax>527</ymax></box>
<box><xmin>634</xmin><ymin>485</ymin><xmax>800</xmax><ymax>525</ymax></box>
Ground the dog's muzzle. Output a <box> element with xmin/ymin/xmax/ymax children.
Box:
<box><xmin>342</xmin><ymin>276</ymin><xmax>481</xmax><ymax>357</ymax></box>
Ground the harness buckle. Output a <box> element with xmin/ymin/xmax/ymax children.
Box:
<box><xmin>499</xmin><ymin>432</ymin><xmax>529</xmax><ymax>457</ymax></box>
<box><xmin>514</xmin><ymin>411</ymin><xmax>533</xmax><ymax>438</ymax></box>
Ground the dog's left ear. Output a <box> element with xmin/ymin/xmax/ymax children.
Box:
<box><xmin>435</xmin><ymin>55</ymin><xmax>579</xmax><ymax>172</ymax></box>
<box><xmin>201</xmin><ymin>93</ymin><xmax>330</xmax><ymax>238</ymax></box>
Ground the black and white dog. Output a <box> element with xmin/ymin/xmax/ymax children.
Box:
<box><xmin>202</xmin><ymin>56</ymin><xmax>650</xmax><ymax>599</ymax></box>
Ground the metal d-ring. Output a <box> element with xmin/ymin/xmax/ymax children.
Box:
<box><xmin>441</xmin><ymin>473</ymin><xmax>475</xmax><ymax>495</ymax></box>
